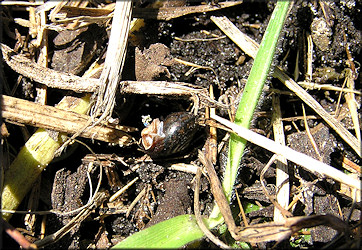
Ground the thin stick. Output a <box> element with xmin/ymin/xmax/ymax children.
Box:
<box><xmin>208</xmin><ymin>85</ymin><xmax>218</xmax><ymax>164</ymax></box>
<box><xmin>169</xmin><ymin>163</ymin><xmax>199</xmax><ymax>175</ymax></box>
<box><xmin>133</xmin><ymin>1</ymin><xmax>243</xmax><ymax>21</ymax></box>
<box><xmin>34</xmin><ymin>0</ymin><xmax>48</xmax><ymax>105</ymax></box>
<box><xmin>235</xmin><ymin>191</ymin><xmax>248</xmax><ymax>227</ymax></box>
<box><xmin>109</xmin><ymin>177</ymin><xmax>139</xmax><ymax>202</ymax></box>
<box><xmin>194</xmin><ymin>168</ymin><xmax>230</xmax><ymax>249</ymax></box>
<box><xmin>260</xmin><ymin>154</ymin><xmax>293</xmax><ymax>218</ymax></box>
<box><xmin>126</xmin><ymin>187</ymin><xmax>146</xmax><ymax>218</ymax></box>
<box><xmin>272</xmin><ymin>95</ymin><xmax>290</xmax><ymax>223</ymax></box>
<box><xmin>306</xmin><ymin>32</ymin><xmax>313</xmax><ymax>81</ymax></box>
<box><xmin>198</xmin><ymin>151</ymin><xmax>239</xmax><ymax>240</ymax></box>
<box><xmin>297</xmin><ymin>81</ymin><xmax>362</xmax><ymax>95</ymax></box>
<box><xmin>211</xmin><ymin>114</ymin><xmax>361</xmax><ymax>191</ymax></box>
<box><xmin>0</xmin><ymin>1</ymin><xmax>42</xmax><ymax>6</ymax></box>
<box><xmin>301</xmin><ymin>104</ymin><xmax>322</xmax><ymax>160</ymax></box>
<box><xmin>275</xmin><ymin>67</ymin><xmax>361</xmax><ymax>157</ymax></box>
<box><xmin>344</xmin><ymin>70</ymin><xmax>361</xmax><ymax>142</ymax></box>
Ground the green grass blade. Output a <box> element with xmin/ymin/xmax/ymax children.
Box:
<box><xmin>112</xmin><ymin>215</ymin><xmax>204</xmax><ymax>249</ymax></box>
<box><xmin>208</xmin><ymin>0</ymin><xmax>291</xmax><ymax>228</ymax></box>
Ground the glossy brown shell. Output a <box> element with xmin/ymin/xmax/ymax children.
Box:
<box><xmin>140</xmin><ymin>112</ymin><xmax>199</xmax><ymax>157</ymax></box>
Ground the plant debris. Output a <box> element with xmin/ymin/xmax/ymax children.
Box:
<box><xmin>1</xmin><ymin>1</ymin><xmax>361</xmax><ymax>249</ymax></box>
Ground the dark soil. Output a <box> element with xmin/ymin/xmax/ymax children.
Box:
<box><xmin>1</xmin><ymin>1</ymin><xmax>361</xmax><ymax>249</ymax></box>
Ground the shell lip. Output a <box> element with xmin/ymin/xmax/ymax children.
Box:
<box><xmin>140</xmin><ymin>118</ymin><xmax>165</xmax><ymax>151</ymax></box>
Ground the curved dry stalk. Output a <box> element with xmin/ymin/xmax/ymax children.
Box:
<box><xmin>1</xmin><ymin>43</ymin><xmax>99</xmax><ymax>92</ymax></box>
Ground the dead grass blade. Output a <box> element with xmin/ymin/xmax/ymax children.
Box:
<box><xmin>298</xmin><ymin>81</ymin><xmax>362</xmax><ymax>95</ymax></box>
<box><xmin>121</xmin><ymin>80</ymin><xmax>206</xmax><ymax>96</ymax></box>
<box><xmin>50</xmin><ymin>4</ymin><xmax>115</xmax><ymax>20</ymax></box>
<box><xmin>275</xmin><ymin>68</ymin><xmax>361</xmax><ymax>157</ymax></box>
<box><xmin>121</xmin><ymin>80</ymin><xmax>226</xmax><ymax>109</ymax></box>
<box><xmin>36</xmin><ymin>0</ymin><xmax>243</xmax><ymax>23</ymax></box>
<box><xmin>198</xmin><ymin>151</ymin><xmax>239</xmax><ymax>240</ymax></box>
<box><xmin>301</xmin><ymin>104</ymin><xmax>322</xmax><ymax>161</ymax></box>
<box><xmin>31</xmin><ymin>0</ymin><xmax>48</xmax><ymax>105</ymax></box>
<box><xmin>0</xmin><ymin>1</ymin><xmax>40</xmax><ymax>6</ymax></box>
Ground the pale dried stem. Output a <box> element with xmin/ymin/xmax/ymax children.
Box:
<box><xmin>109</xmin><ymin>177</ymin><xmax>139</xmax><ymax>202</ymax></box>
<box><xmin>211</xmin><ymin>114</ymin><xmax>361</xmax><ymax>191</ymax></box>
<box><xmin>194</xmin><ymin>167</ymin><xmax>230</xmax><ymax>249</ymax></box>
<box><xmin>169</xmin><ymin>163</ymin><xmax>199</xmax><ymax>175</ymax></box>
<box><xmin>35</xmin><ymin>1</ymin><xmax>243</xmax><ymax>24</ymax></box>
<box><xmin>0</xmin><ymin>1</ymin><xmax>41</xmax><ymax>6</ymax></box>
<box><xmin>276</xmin><ymin>68</ymin><xmax>361</xmax><ymax>156</ymax></box>
<box><xmin>198</xmin><ymin>151</ymin><xmax>239</xmax><ymax>239</ymax></box>
<box><xmin>301</xmin><ymin>104</ymin><xmax>322</xmax><ymax>160</ymax></box>
<box><xmin>126</xmin><ymin>187</ymin><xmax>146</xmax><ymax>218</ymax></box>
<box><xmin>34</xmin><ymin>0</ymin><xmax>49</xmax><ymax>105</ymax></box>
<box><xmin>271</xmin><ymin>95</ymin><xmax>289</xmax><ymax>223</ymax></box>
<box><xmin>2</xmin><ymin>95</ymin><xmax>134</xmax><ymax>145</ymax></box>
<box><xmin>260</xmin><ymin>154</ymin><xmax>293</xmax><ymax>218</ymax></box>
<box><xmin>306</xmin><ymin>32</ymin><xmax>313</xmax><ymax>81</ymax></box>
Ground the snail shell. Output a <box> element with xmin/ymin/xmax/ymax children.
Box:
<box><xmin>141</xmin><ymin>112</ymin><xmax>199</xmax><ymax>157</ymax></box>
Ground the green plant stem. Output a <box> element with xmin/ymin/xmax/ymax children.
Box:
<box><xmin>208</xmin><ymin>0</ymin><xmax>291</xmax><ymax>228</ymax></box>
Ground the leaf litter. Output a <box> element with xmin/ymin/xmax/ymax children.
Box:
<box><xmin>1</xmin><ymin>1</ymin><xmax>361</xmax><ymax>249</ymax></box>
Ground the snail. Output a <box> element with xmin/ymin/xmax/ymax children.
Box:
<box><xmin>140</xmin><ymin>112</ymin><xmax>199</xmax><ymax>157</ymax></box>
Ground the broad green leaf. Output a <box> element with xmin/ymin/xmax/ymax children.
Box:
<box><xmin>112</xmin><ymin>215</ymin><xmax>204</xmax><ymax>248</ymax></box>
